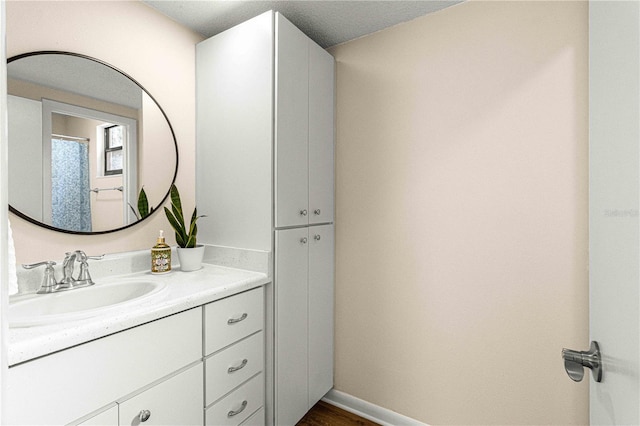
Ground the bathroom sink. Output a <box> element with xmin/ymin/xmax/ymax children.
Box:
<box><xmin>9</xmin><ymin>280</ymin><xmax>167</xmax><ymax>327</ymax></box>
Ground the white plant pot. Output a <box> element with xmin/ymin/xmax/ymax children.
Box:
<box><xmin>176</xmin><ymin>245</ymin><xmax>205</xmax><ymax>272</ymax></box>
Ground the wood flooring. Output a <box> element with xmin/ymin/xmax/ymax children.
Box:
<box><xmin>296</xmin><ymin>400</ymin><xmax>380</xmax><ymax>426</ymax></box>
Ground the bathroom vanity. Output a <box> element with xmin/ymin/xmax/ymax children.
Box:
<box><xmin>6</xmin><ymin>257</ymin><xmax>269</xmax><ymax>426</ymax></box>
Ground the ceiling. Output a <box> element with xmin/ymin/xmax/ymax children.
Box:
<box><xmin>143</xmin><ymin>1</ymin><xmax>463</xmax><ymax>48</ymax></box>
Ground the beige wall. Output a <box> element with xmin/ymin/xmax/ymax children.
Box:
<box><xmin>6</xmin><ymin>1</ymin><xmax>203</xmax><ymax>264</ymax></box>
<box><xmin>328</xmin><ymin>1</ymin><xmax>589</xmax><ymax>424</ymax></box>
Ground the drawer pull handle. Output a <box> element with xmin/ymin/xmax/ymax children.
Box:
<box><xmin>139</xmin><ymin>409</ymin><xmax>151</xmax><ymax>422</ymax></box>
<box><xmin>227</xmin><ymin>313</ymin><xmax>248</xmax><ymax>324</ymax></box>
<box><xmin>228</xmin><ymin>400</ymin><xmax>248</xmax><ymax>417</ymax></box>
<box><xmin>228</xmin><ymin>358</ymin><xmax>248</xmax><ymax>373</ymax></box>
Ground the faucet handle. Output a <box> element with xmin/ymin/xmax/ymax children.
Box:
<box><xmin>22</xmin><ymin>260</ymin><xmax>56</xmax><ymax>269</ymax></box>
<box><xmin>74</xmin><ymin>251</ymin><xmax>104</xmax><ymax>262</ymax></box>
<box><xmin>75</xmin><ymin>253</ymin><xmax>104</xmax><ymax>286</ymax></box>
<box><xmin>22</xmin><ymin>261</ymin><xmax>58</xmax><ymax>294</ymax></box>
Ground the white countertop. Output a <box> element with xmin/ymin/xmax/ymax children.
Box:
<box><xmin>8</xmin><ymin>263</ymin><xmax>270</xmax><ymax>366</ymax></box>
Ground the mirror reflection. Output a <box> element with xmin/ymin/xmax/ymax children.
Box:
<box><xmin>7</xmin><ymin>52</ymin><xmax>178</xmax><ymax>234</ymax></box>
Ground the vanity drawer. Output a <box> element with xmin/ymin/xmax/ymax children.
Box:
<box><xmin>205</xmin><ymin>287</ymin><xmax>264</xmax><ymax>355</ymax></box>
<box><xmin>206</xmin><ymin>331</ymin><xmax>264</xmax><ymax>405</ymax></box>
<box><xmin>205</xmin><ymin>372</ymin><xmax>264</xmax><ymax>426</ymax></box>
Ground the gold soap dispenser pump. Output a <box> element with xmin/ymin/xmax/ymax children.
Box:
<box><xmin>151</xmin><ymin>230</ymin><xmax>171</xmax><ymax>274</ymax></box>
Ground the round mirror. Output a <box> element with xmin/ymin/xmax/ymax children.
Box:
<box><xmin>7</xmin><ymin>51</ymin><xmax>178</xmax><ymax>234</ymax></box>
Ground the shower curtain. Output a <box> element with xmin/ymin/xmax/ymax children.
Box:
<box><xmin>51</xmin><ymin>138</ymin><xmax>92</xmax><ymax>232</ymax></box>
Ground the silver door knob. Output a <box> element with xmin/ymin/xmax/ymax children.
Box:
<box><xmin>300</xmin><ymin>237</ymin><xmax>308</xmax><ymax>244</ymax></box>
<box><xmin>562</xmin><ymin>341</ymin><xmax>602</xmax><ymax>382</ymax></box>
<box><xmin>314</xmin><ymin>209</ymin><xmax>321</xmax><ymax>215</ymax></box>
<box><xmin>139</xmin><ymin>409</ymin><xmax>151</xmax><ymax>422</ymax></box>
<box><xmin>300</xmin><ymin>209</ymin><xmax>308</xmax><ymax>216</ymax></box>
<box><xmin>314</xmin><ymin>234</ymin><xmax>321</xmax><ymax>241</ymax></box>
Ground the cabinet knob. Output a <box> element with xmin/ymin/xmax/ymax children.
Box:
<box><xmin>300</xmin><ymin>209</ymin><xmax>308</xmax><ymax>216</ymax></box>
<box><xmin>300</xmin><ymin>237</ymin><xmax>308</xmax><ymax>244</ymax></box>
<box><xmin>314</xmin><ymin>234</ymin><xmax>321</xmax><ymax>241</ymax></box>
<box><xmin>314</xmin><ymin>209</ymin><xmax>321</xmax><ymax>215</ymax></box>
<box><xmin>139</xmin><ymin>409</ymin><xmax>151</xmax><ymax>422</ymax></box>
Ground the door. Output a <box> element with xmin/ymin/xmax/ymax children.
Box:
<box><xmin>589</xmin><ymin>2</ymin><xmax>640</xmax><ymax>424</ymax></box>
<box><xmin>275</xmin><ymin>13</ymin><xmax>309</xmax><ymax>229</ymax></box>
<box><xmin>308</xmin><ymin>224</ymin><xmax>334</xmax><ymax>406</ymax></box>
<box><xmin>308</xmin><ymin>42</ymin><xmax>335</xmax><ymax>226</ymax></box>
<box><xmin>275</xmin><ymin>228</ymin><xmax>309</xmax><ymax>425</ymax></box>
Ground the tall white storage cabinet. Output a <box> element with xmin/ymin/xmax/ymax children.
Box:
<box><xmin>196</xmin><ymin>11</ymin><xmax>335</xmax><ymax>426</ymax></box>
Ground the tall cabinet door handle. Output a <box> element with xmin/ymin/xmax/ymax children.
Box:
<box><xmin>227</xmin><ymin>313</ymin><xmax>248</xmax><ymax>324</ymax></box>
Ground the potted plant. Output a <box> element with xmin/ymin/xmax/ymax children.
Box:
<box><xmin>164</xmin><ymin>184</ymin><xmax>207</xmax><ymax>271</ymax></box>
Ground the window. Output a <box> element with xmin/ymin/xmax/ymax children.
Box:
<box><xmin>104</xmin><ymin>125</ymin><xmax>124</xmax><ymax>175</ymax></box>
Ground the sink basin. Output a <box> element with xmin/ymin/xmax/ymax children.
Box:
<box><xmin>9</xmin><ymin>280</ymin><xmax>167</xmax><ymax>327</ymax></box>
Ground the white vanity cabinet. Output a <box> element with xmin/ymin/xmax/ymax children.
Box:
<box><xmin>7</xmin><ymin>308</ymin><xmax>203</xmax><ymax>425</ymax></box>
<box><xmin>275</xmin><ymin>224</ymin><xmax>334</xmax><ymax>425</ymax></box>
<box><xmin>274</xmin><ymin>15</ymin><xmax>335</xmax><ymax>229</ymax></box>
<box><xmin>204</xmin><ymin>287</ymin><xmax>266</xmax><ymax>425</ymax></box>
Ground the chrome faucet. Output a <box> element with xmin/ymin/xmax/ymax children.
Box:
<box><xmin>58</xmin><ymin>251</ymin><xmax>78</xmax><ymax>289</ymax></box>
<box><xmin>23</xmin><ymin>251</ymin><xmax>104</xmax><ymax>294</ymax></box>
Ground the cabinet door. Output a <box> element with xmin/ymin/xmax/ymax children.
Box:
<box><xmin>308</xmin><ymin>43</ymin><xmax>335</xmax><ymax>226</ymax></box>
<box><xmin>119</xmin><ymin>363</ymin><xmax>203</xmax><ymax>426</ymax></box>
<box><xmin>308</xmin><ymin>224</ymin><xmax>335</xmax><ymax>406</ymax></box>
<box><xmin>275</xmin><ymin>228</ymin><xmax>309</xmax><ymax>425</ymax></box>
<box><xmin>275</xmin><ymin>13</ymin><xmax>310</xmax><ymax>228</ymax></box>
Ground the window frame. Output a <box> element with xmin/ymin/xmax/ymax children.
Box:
<box><xmin>104</xmin><ymin>124</ymin><xmax>123</xmax><ymax>176</ymax></box>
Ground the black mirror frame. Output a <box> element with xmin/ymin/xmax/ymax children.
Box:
<box><xmin>7</xmin><ymin>51</ymin><xmax>179</xmax><ymax>235</ymax></box>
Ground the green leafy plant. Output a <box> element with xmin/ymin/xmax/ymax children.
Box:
<box><xmin>129</xmin><ymin>187</ymin><xmax>154</xmax><ymax>220</ymax></box>
<box><xmin>164</xmin><ymin>184</ymin><xmax>206</xmax><ymax>248</ymax></box>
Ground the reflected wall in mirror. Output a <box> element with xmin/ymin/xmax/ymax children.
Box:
<box><xmin>7</xmin><ymin>51</ymin><xmax>178</xmax><ymax>234</ymax></box>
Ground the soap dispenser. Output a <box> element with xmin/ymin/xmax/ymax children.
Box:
<box><xmin>151</xmin><ymin>230</ymin><xmax>171</xmax><ymax>274</ymax></box>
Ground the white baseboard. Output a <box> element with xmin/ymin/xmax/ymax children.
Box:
<box><xmin>322</xmin><ymin>389</ymin><xmax>429</xmax><ymax>426</ymax></box>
